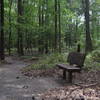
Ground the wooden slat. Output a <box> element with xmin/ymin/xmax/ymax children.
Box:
<box><xmin>57</xmin><ymin>64</ymin><xmax>81</xmax><ymax>72</ymax></box>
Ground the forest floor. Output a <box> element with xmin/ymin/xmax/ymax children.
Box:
<box><xmin>22</xmin><ymin>56</ymin><xmax>100</xmax><ymax>100</ymax></box>
<box><xmin>0</xmin><ymin>56</ymin><xmax>100</xmax><ymax>100</ymax></box>
<box><xmin>0</xmin><ymin>56</ymin><xmax>67</xmax><ymax>100</ymax></box>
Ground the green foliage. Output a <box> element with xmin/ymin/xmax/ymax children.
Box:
<box><xmin>90</xmin><ymin>48</ymin><xmax>100</xmax><ymax>62</ymax></box>
<box><xmin>84</xmin><ymin>49</ymin><xmax>100</xmax><ymax>70</ymax></box>
<box><xmin>2</xmin><ymin>0</ymin><xmax>100</xmax><ymax>56</ymax></box>
<box><xmin>30</xmin><ymin>53</ymin><xmax>68</xmax><ymax>70</ymax></box>
<box><xmin>93</xmin><ymin>39</ymin><xmax>100</xmax><ymax>49</ymax></box>
<box><xmin>20</xmin><ymin>55</ymin><xmax>33</xmax><ymax>59</ymax></box>
<box><xmin>29</xmin><ymin>49</ymin><xmax>100</xmax><ymax>71</ymax></box>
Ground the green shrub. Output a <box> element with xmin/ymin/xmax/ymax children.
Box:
<box><xmin>93</xmin><ymin>39</ymin><xmax>100</xmax><ymax>49</ymax></box>
<box><xmin>84</xmin><ymin>49</ymin><xmax>100</xmax><ymax>70</ymax></box>
<box><xmin>30</xmin><ymin>53</ymin><xmax>68</xmax><ymax>70</ymax></box>
<box><xmin>29</xmin><ymin>49</ymin><xmax>100</xmax><ymax>71</ymax></box>
<box><xmin>91</xmin><ymin>48</ymin><xmax>100</xmax><ymax>62</ymax></box>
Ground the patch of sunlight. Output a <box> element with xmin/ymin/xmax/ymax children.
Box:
<box><xmin>23</xmin><ymin>94</ymin><xmax>32</xmax><ymax>97</ymax></box>
<box><xmin>0</xmin><ymin>68</ymin><xmax>7</xmax><ymax>72</ymax></box>
<box><xmin>4</xmin><ymin>84</ymin><xmax>25</xmax><ymax>89</ymax></box>
<box><xmin>5</xmin><ymin>79</ymin><xmax>16</xmax><ymax>82</ymax></box>
<box><xmin>0</xmin><ymin>69</ymin><xmax>4</xmax><ymax>72</ymax></box>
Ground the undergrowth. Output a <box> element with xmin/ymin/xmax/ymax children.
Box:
<box><xmin>29</xmin><ymin>49</ymin><xmax>100</xmax><ymax>71</ymax></box>
<box><xmin>84</xmin><ymin>48</ymin><xmax>100</xmax><ymax>70</ymax></box>
<box><xmin>30</xmin><ymin>53</ymin><xmax>68</xmax><ymax>70</ymax></box>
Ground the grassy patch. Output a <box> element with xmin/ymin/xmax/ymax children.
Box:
<box><xmin>20</xmin><ymin>55</ymin><xmax>33</xmax><ymax>59</ymax></box>
<box><xmin>26</xmin><ymin>49</ymin><xmax>100</xmax><ymax>71</ymax></box>
<box><xmin>30</xmin><ymin>53</ymin><xmax>68</xmax><ymax>70</ymax></box>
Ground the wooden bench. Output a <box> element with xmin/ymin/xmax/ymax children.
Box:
<box><xmin>57</xmin><ymin>52</ymin><xmax>86</xmax><ymax>83</ymax></box>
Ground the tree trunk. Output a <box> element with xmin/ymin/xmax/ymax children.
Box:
<box><xmin>84</xmin><ymin>0</ymin><xmax>93</xmax><ymax>53</ymax></box>
<box><xmin>0</xmin><ymin>0</ymin><xmax>5</xmax><ymax>60</ymax></box>
<box><xmin>45</xmin><ymin>0</ymin><xmax>49</xmax><ymax>54</ymax></box>
<box><xmin>67</xmin><ymin>0</ymin><xmax>72</xmax><ymax>48</ymax></box>
<box><xmin>58</xmin><ymin>0</ymin><xmax>61</xmax><ymax>53</ymax></box>
<box><xmin>75</xmin><ymin>20</ymin><xmax>78</xmax><ymax>43</ymax></box>
<box><xmin>38</xmin><ymin>0</ymin><xmax>43</xmax><ymax>53</ymax></box>
<box><xmin>54</xmin><ymin>0</ymin><xmax>58</xmax><ymax>51</ymax></box>
<box><xmin>17</xmin><ymin>0</ymin><xmax>24</xmax><ymax>56</ymax></box>
<box><xmin>8</xmin><ymin>0</ymin><xmax>12</xmax><ymax>55</ymax></box>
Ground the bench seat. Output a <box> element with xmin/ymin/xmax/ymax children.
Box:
<box><xmin>57</xmin><ymin>64</ymin><xmax>81</xmax><ymax>83</ymax></box>
<box><xmin>57</xmin><ymin>64</ymin><xmax>81</xmax><ymax>72</ymax></box>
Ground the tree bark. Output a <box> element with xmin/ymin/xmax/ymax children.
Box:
<box><xmin>54</xmin><ymin>0</ymin><xmax>58</xmax><ymax>51</ymax></box>
<box><xmin>58</xmin><ymin>0</ymin><xmax>61</xmax><ymax>53</ymax></box>
<box><xmin>84</xmin><ymin>0</ymin><xmax>93</xmax><ymax>53</ymax></box>
<box><xmin>8</xmin><ymin>0</ymin><xmax>12</xmax><ymax>55</ymax></box>
<box><xmin>45</xmin><ymin>0</ymin><xmax>49</xmax><ymax>54</ymax></box>
<box><xmin>38</xmin><ymin>0</ymin><xmax>44</xmax><ymax>53</ymax></box>
<box><xmin>0</xmin><ymin>0</ymin><xmax>5</xmax><ymax>60</ymax></box>
<box><xmin>17</xmin><ymin>0</ymin><xmax>24</xmax><ymax>56</ymax></box>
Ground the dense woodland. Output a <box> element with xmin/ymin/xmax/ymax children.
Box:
<box><xmin>0</xmin><ymin>0</ymin><xmax>100</xmax><ymax>100</ymax></box>
<box><xmin>0</xmin><ymin>0</ymin><xmax>100</xmax><ymax>60</ymax></box>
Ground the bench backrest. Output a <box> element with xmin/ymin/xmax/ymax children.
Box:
<box><xmin>67</xmin><ymin>52</ymin><xmax>86</xmax><ymax>68</ymax></box>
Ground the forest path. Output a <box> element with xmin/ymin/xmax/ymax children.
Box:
<box><xmin>0</xmin><ymin>57</ymin><xmax>63</xmax><ymax>100</ymax></box>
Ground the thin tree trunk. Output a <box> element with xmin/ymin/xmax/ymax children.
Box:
<box><xmin>75</xmin><ymin>20</ymin><xmax>78</xmax><ymax>43</ymax></box>
<box><xmin>54</xmin><ymin>0</ymin><xmax>58</xmax><ymax>51</ymax></box>
<box><xmin>39</xmin><ymin>0</ymin><xmax>41</xmax><ymax>26</ymax></box>
<box><xmin>38</xmin><ymin>0</ymin><xmax>43</xmax><ymax>53</ymax></box>
<box><xmin>84</xmin><ymin>0</ymin><xmax>93</xmax><ymax>53</ymax></box>
<box><xmin>17</xmin><ymin>0</ymin><xmax>24</xmax><ymax>56</ymax></box>
<box><xmin>8</xmin><ymin>0</ymin><xmax>12</xmax><ymax>55</ymax></box>
<box><xmin>58</xmin><ymin>0</ymin><xmax>61</xmax><ymax>53</ymax></box>
<box><xmin>67</xmin><ymin>0</ymin><xmax>72</xmax><ymax>48</ymax></box>
<box><xmin>45</xmin><ymin>0</ymin><xmax>49</xmax><ymax>54</ymax></box>
<box><xmin>0</xmin><ymin>0</ymin><xmax>5</xmax><ymax>60</ymax></box>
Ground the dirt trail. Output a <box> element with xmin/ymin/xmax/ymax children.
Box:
<box><xmin>0</xmin><ymin>57</ymin><xmax>64</xmax><ymax>100</ymax></box>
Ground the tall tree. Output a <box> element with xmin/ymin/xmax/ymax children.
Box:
<box><xmin>58</xmin><ymin>0</ymin><xmax>61</xmax><ymax>53</ymax></box>
<box><xmin>84</xmin><ymin>0</ymin><xmax>93</xmax><ymax>52</ymax></box>
<box><xmin>44</xmin><ymin>0</ymin><xmax>49</xmax><ymax>54</ymax></box>
<box><xmin>17</xmin><ymin>0</ymin><xmax>24</xmax><ymax>55</ymax></box>
<box><xmin>54</xmin><ymin>0</ymin><xmax>58</xmax><ymax>51</ymax></box>
<box><xmin>38</xmin><ymin>0</ymin><xmax>43</xmax><ymax>53</ymax></box>
<box><xmin>0</xmin><ymin>0</ymin><xmax>5</xmax><ymax>60</ymax></box>
<box><xmin>66</xmin><ymin>0</ymin><xmax>73</xmax><ymax>48</ymax></box>
<box><xmin>8</xmin><ymin>0</ymin><xmax>13</xmax><ymax>55</ymax></box>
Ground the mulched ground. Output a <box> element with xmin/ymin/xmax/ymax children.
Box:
<box><xmin>22</xmin><ymin>67</ymin><xmax>100</xmax><ymax>100</ymax></box>
<box><xmin>22</xmin><ymin>68</ymin><xmax>60</xmax><ymax>78</ymax></box>
<box><xmin>37</xmin><ymin>85</ymin><xmax>100</xmax><ymax>100</ymax></box>
<box><xmin>22</xmin><ymin>68</ymin><xmax>100</xmax><ymax>84</ymax></box>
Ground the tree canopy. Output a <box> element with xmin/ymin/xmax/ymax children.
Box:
<box><xmin>0</xmin><ymin>0</ymin><xmax>100</xmax><ymax>59</ymax></box>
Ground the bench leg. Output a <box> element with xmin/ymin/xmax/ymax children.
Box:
<box><xmin>68</xmin><ymin>72</ymin><xmax>73</xmax><ymax>83</ymax></box>
<box><xmin>63</xmin><ymin>70</ymin><xmax>66</xmax><ymax>80</ymax></box>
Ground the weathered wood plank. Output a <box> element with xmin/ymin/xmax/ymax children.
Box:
<box><xmin>57</xmin><ymin>64</ymin><xmax>81</xmax><ymax>71</ymax></box>
<box><xmin>57</xmin><ymin>52</ymin><xmax>86</xmax><ymax>83</ymax></box>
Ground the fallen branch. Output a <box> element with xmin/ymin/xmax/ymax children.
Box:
<box><xmin>74</xmin><ymin>83</ymin><xmax>98</xmax><ymax>88</ymax></box>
